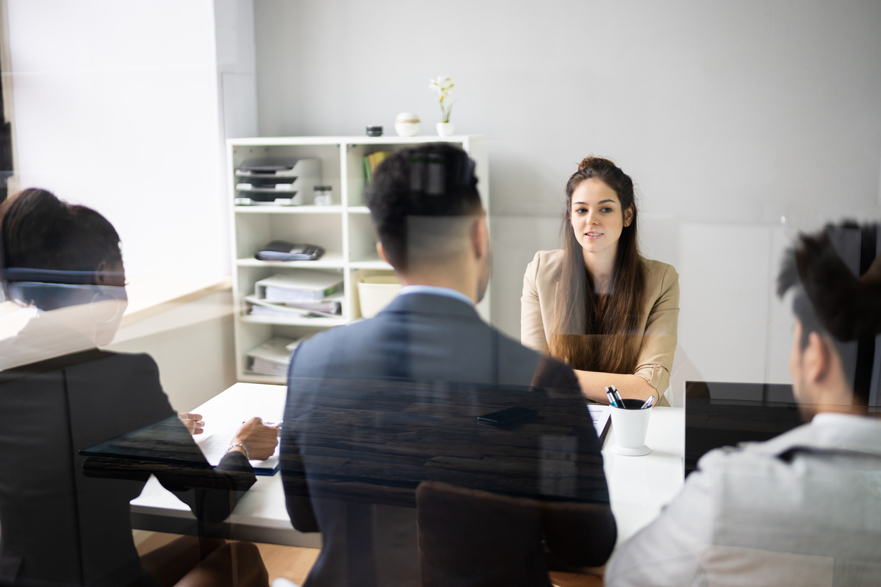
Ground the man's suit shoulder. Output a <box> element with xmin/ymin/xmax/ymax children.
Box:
<box><xmin>289</xmin><ymin>315</ymin><xmax>385</xmax><ymax>362</ymax></box>
<box><xmin>290</xmin><ymin>297</ymin><xmax>578</xmax><ymax>391</ymax></box>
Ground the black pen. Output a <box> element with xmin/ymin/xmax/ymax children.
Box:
<box><xmin>610</xmin><ymin>385</ymin><xmax>625</xmax><ymax>408</ymax></box>
<box><xmin>605</xmin><ymin>386</ymin><xmax>619</xmax><ymax>408</ymax></box>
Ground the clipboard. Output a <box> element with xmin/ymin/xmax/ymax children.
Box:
<box><xmin>587</xmin><ymin>403</ymin><xmax>612</xmax><ymax>444</ymax></box>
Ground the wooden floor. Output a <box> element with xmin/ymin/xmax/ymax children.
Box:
<box><xmin>136</xmin><ymin>532</ymin><xmax>602</xmax><ymax>586</ymax></box>
<box><xmin>550</xmin><ymin>571</ymin><xmax>604</xmax><ymax>587</ymax></box>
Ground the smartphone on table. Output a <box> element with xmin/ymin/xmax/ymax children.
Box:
<box><xmin>477</xmin><ymin>406</ymin><xmax>538</xmax><ymax>427</ymax></box>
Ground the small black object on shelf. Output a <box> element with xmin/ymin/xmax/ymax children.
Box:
<box><xmin>366</xmin><ymin>126</ymin><xmax>383</xmax><ymax>137</ymax></box>
<box><xmin>255</xmin><ymin>241</ymin><xmax>325</xmax><ymax>262</ymax></box>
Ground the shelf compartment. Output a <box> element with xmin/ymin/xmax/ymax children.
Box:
<box><xmin>347</xmin><ymin>213</ymin><xmax>380</xmax><ymax>265</ymax></box>
<box><xmin>234</xmin><ymin>214</ymin><xmax>343</xmax><ymax>261</ymax></box>
<box><xmin>344</xmin><ymin>140</ymin><xmax>467</xmax><ymax>207</ymax></box>
<box><xmin>348</xmin><ymin>253</ymin><xmax>392</xmax><ymax>270</ymax></box>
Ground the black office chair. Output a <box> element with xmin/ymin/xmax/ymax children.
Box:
<box><xmin>415</xmin><ymin>481</ymin><xmax>615</xmax><ymax>587</ymax></box>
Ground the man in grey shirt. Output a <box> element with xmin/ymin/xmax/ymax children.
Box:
<box><xmin>606</xmin><ymin>222</ymin><xmax>881</xmax><ymax>587</ymax></box>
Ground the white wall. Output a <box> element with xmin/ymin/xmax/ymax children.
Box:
<box><xmin>6</xmin><ymin>0</ymin><xmax>258</xmax><ymax>406</ymax></box>
<box><xmin>215</xmin><ymin>0</ymin><xmax>259</xmax><ymax>182</ymax></box>
<box><xmin>254</xmin><ymin>0</ymin><xmax>881</xmax><ymax>385</ymax></box>
<box><xmin>7</xmin><ymin>0</ymin><xmax>257</xmax><ymax>283</ymax></box>
<box><xmin>9</xmin><ymin>2</ymin><xmax>879</xmax><ymax>388</ymax></box>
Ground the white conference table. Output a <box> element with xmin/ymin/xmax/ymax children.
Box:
<box><xmin>130</xmin><ymin>383</ymin><xmax>684</xmax><ymax>548</ymax></box>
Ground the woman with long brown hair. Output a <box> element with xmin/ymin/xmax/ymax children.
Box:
<box><xmin>521</xmin><ymin>156</ymin><xmax>679</xmax><ymax>404</ymax></box>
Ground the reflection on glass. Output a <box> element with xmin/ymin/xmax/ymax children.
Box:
<box><xmin>0</xmin><ymin>189</ymin><xmax>274</xmax><ymax>586</ymax></box>
<box><xmin>606</xmin><ymin>222</ymin><xmax>881</xmax><ymax>585</ymax></box>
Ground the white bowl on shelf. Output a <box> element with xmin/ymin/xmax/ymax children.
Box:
<box><xmin>395</xmin><ymin>112</ymin><xmax>421</xmax><ymax>137</ymax></box>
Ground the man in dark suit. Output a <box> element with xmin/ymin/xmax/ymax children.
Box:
<box><xmin>281</xmin><ymin>144</ymin><xmax>614</xmax><ymax>587</ymax></box>
<box><xmin>0</xmin><ymin>189</ymin><xmax>276</xmax><ymax>587</ymax></box>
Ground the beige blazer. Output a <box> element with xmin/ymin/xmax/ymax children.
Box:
<box><xmin>521</xmin><ymin>249</ymin><xmax>679</xmax><ymax>395</ymax></box>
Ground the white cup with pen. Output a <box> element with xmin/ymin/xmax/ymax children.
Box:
<box><xmin>606</xmin><ymin>385</ymin><xmax>654</xmax><ymax>456</ymax></box>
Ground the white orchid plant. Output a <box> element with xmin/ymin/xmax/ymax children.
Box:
<box><xmin>429</xmin><ymin>76</ymin><xmax>456</xmax><ymax>123</ymax></box>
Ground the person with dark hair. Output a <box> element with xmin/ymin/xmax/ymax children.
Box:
<box><xmin>604</xmin><ymin>222</ymin><xmax>881</xmax><ymax>586</ymax></box>
<box><xmin>364</xmin><ymin>143</ymin><xmax>486</xmax><ymax>277</ymax></box>
<box><xmin>281</xmin><ymin>144</ymin><xmax>615</xmax><ymax>586</ymax></box>
<box><xmin>0</xmin><ymin>188</ymin><xmax>129</xmax><ymax>368</ymax></box>
<box><xmin>0</xmin><ymin>187</ymin><xmax>125</xmax><ymax>291</ymax></box>
<box><xmin>522</xmin><ymin>156</ymin><xmax>679</xmax><ymax>404</ymax></box>
<box><xmin>0</xmin><ymin>188</ymin><xmax>277</xmax><ymax>587</ymax></box>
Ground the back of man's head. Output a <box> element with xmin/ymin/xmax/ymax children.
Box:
<box><xmin>0</xmin><ymin>188</ymin><xmax>122</xmax><ymax>282</ymax></box>
<box><xmin>777</xmin><ymin>221</ymin><xmax>881</xmax><ymax>402</ymax></box>
<box><xmin>364</xmin><ymin>143</ymin><xmax>482</xmax><ymax>273</ymax></box>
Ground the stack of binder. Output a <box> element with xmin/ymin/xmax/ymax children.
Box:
<box><xmin>244</xmin><ymin>335</ymin><xmax>313</xmax><ymax>377</ymax></box>
<box><xmin>246</xmin><ymin>270</ymin><xmax>344</xmax><ymax>319</ymax></box>
<box><xmin>362</xmin><ymin>151</ymin><xmax>392</xmax><ymax>184</ymax></box>
<box><xmin>234</xmin><ymin>158</ymin><xmax>321</xmax><ymax>206</ymax></box>
<box><xmin>245</xmin><ymin>292</ymin><xmax>343</xmax><ymax>319</ymax></box>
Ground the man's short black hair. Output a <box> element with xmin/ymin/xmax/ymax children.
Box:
<box><xmin>777</xmin><ymin>221</ymin><xmax>881</xmax><ymax>399</ymax></box>
<box><xmin>0</xmin><ymin>188</ymin><xmax>122</xmax><ymax>286</ymax></box>
<box><xmin>364</xmin><ymin>143</ymin><xmax>482</xmax><ymax>271</ymax></box>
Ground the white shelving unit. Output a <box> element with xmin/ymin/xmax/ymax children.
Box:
<box><xmin>228</xmin><ymin>136</ymin><xmax>490</xmax><ymax>384</ymax></box>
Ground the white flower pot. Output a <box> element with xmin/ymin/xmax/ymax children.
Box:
<box><xmin>436</xmin><ymin>122</ymin><xmax>455</xmax><ymax>137</ymax></box>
